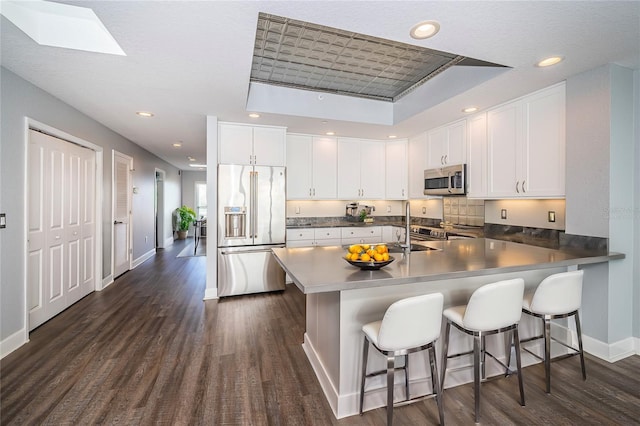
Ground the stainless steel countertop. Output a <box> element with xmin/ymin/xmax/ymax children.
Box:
<box><xmin>272</xmin><ymin>238</ymin><xmax>624</xmax><ymax>294</ymax></box>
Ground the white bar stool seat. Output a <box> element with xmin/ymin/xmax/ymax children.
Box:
<box><xmin>440</xmin><ymin>278</ymin><xmax>526</xmax><ymax>423</ymax></box>
<box><xmin>520</xmin><ymin>270</ymin><xmax>586</xmax><ymax>393</ymax></box>
<box><xmin>359</xmin><ymin>293</ymin><xmax>445</xmax><ymax>426</ymax></box>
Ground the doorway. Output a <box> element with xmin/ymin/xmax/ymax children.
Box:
<box><xmin>155</xmin><ymin>168</ymin><xmax>166</xmax><ymax>248</ymax></box>
<box><xmin>112</xmin><ymin>151</ymin><xmax>133</xmax><ymax>278</ymax></box>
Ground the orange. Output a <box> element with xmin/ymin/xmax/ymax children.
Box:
<box><xmin>373</xmin><ymin>253</ymin><xmax>384</xmax><ymax>262</ymax></box>
<box><xmin>382</xmin><ymin>253</ymin><xmax>390</xmax><ymax>261</ymax></box>
<box><xmin>376</xmin><ymin>245</ymin><xmax>386</xmax><ymax>254</ymax></box>
<box><xmin>366</xmin><ymin>249</ymin><xmax>376</xmax><ymax>257</ymax></box>
<box><xmin>351</xmin><ymin>253</ymin><xmax>360</xmax><ymax>261</ymax></box>
<box><xmin>360</xmin><ymin>253</ymin><xmax>371</xmax><ymax>262</ymax></box>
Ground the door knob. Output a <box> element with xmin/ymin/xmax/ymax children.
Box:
<box><xmin>114</xmin><ymin>220</ymin><xmax>123</xmax><ymax>224</ymax></box>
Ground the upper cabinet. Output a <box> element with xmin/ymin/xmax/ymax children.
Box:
<box><xmin>487</xmin><ymin>83</ymin><xmax>565</xmax><ymax>198</ymax></box>
<box><xmin>408</xmin><ymin>132</ymin><xmax>427</xmax><ymax>199</ymax></box>
<box><xmin>337</xmin><ymin>138</ymin><xmax>385</xmax><ymax>200</ymax></box>
<box><xmin>466</xmin><ymin>113</ymin><xmax>488</xmax><ymax>199</ymax></box>
<box><xmin>286</xmin><ymin>134</ymin><xmax>337</xmax><ymax>200</ymax></box>
<box><xmin>385</xmin><ymin>139</ymin><xmax>408</xmax><ymax>200</ymax></box>
<box><xmin>426</xmin><ymin>119</ymin><xmax>467</xmax><ymax>169</ymax></box>
<box><xmin>219</xmin><ymin>123</ymin><xmax>286</xmax><ymax>166</ymax></box>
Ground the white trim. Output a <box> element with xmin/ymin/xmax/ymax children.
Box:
<box><xmin>101</xmin><ymin>274</ymin><xmax>114</xmax><ymax>290</ymax></box>
<box><xmin>132</xmin><ymin>248</ymin><xmax>155</xmax><ymax>269</ymax></box>
<box><xmin>154</xmin><ymin>168</ymin><xmax>167</xmax><ymax>248</ymax></box>
<box><xmin>164</xmin><ymin>236</ymin><xmax>175</xmax><ymax>247</ymax></box>
<box><xmin>24</xmin><ymin>118</ymin><xmax>103</xmax><ymax>333</ymax></box>
<box><xmin>302</xmin><ymin>333</ymin><xmax>340</xmax><ymax>417</ymax></box>
<box><xmin>203</xmin><ymin>287</ymin><xmax>218</xmax><ymax>300</ymax></box>
<box><xmin>582</xmin><ymin>334</ymin><xmax>639</xmax><ymax>362</ymax></box>
<box><xmin>1</xmin><ymin>328</ymin><xmax>28</xmax><ymax>359</ymax></box>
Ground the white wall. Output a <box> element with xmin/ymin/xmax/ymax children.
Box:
<box><xmin>0</xmin><ymin>67</ymin><xmax>180</xmax><ymax>352</ymax></box>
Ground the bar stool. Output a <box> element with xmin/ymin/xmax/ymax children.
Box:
<box><xmin>359</xmin><ymin>293</ymin><xmax>445</xmax><ymax>426</ymax></box>
<box><xmin>520</xmin><ymin>270</ymin><xmax>586</xmax><ymax>393</ymax></box>
<box><xmin>440</xmin><ymin>278</ymin><xmax>525</xmax><ymax>423</ymax></box>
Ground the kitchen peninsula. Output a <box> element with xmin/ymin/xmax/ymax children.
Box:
<box><xmin>272</xmin><ymin>239</ymin><xmax>623</xmax><ymax>419</ymax></box>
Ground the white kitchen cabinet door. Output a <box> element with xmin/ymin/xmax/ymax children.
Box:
<box><xmin>338</xmin><ymin>138</ymin><xmax>384</xmax><ymax>200</ymax></box>
<box><xmin>487</xmin><ymin>101</ymin><xmax>522</xmax><ymax>197</ymax></box>
<box><xmin>408</xmin><ymin>132</ymin><xmax>427</xmax><ymax>199</ymax></box>
<box><xmin>487</xmin><ymin>83</ymin><xmax>565</xmax><ymax>198</ymax></box>
<box><xmin>219</xmin><ymin>123</ymin><xmax>285</xmax><ymax>166</ymax></box>
<box><xmin>219</xmin><ymin>123</ymin><xmax>253</xmax><ymax>165</ymax></box>
<box><xmin>253</xmin><ymin>126</ymin><xmax>286</xmax><ymax>166</ymax></box>
<box><xmin>359</xmin><ymin>140</ymin><xmax>385</xmax><ymax>199</ymax></box>
<box><xmin>337</xmin><ymin>139</ymin><xmax>361</xmax><ymax>199</ymax></box>
<box><xmin>286</xmin><ymin>134</ymin><xmax>313</xmax><ymax>199</ymax></box>
<box><xmin>311</xmin><ymin>136</ymin><xmax>338</xmax><ymax>199</ymax></box>
<box><xmin>466</xmin><ymin>113</ymin><xmax>488</xmax><ymax>198</ymax></box>
<box><xmin>522</xmin><ymin>85</ymin><xmax>566</xmax><ymax>197</ymax></box>
<box><xmin>385</xmin><ymin>139</ymin><xmax>408</xmax><ymax>199</ymax></box>
<box><xmin>426</xmin><ymin>120</ymin><xmax>467</xmax><ymax>169</ymax></box>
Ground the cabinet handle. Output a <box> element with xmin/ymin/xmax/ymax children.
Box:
<box><xmin>444</xmin><ymin>154</ymin><xmax>448</xmax><ymax>164</ymax></box>
<box><xmin>313</xmin><ymin>188</ymin><xmax>316</xmax><ymax>196</ymax></box>
<box><xmin>441</xmin><ymin>155</ymin><xmax>444</xmax><ymax>165</ymax></box>
<box><xmin>515</xmin><ymin>181</ymin><xmax>520</xmax><ymax>193</ymax></box>
<box><xmin>522</xmin><ymin>181</ymin><xmax>526</xmax><ymax>193</ymax></box>
<box><xmin>309</xmin><ymin>188</ymin><xmax>312</xmax><ymax>196</ymax></box>
<box><xmin>402</xmin><ymin>189</ymin><xmax>405</xmax><ymax>197</ymax></box>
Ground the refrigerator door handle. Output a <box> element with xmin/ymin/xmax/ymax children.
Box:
<box><xmin>252</xmin><ymin>170</ymin><xmax>258</xmax><ymax>238</ymax></box>
<box><xmin>249</xmin><ymin>171</ymin><xmax>255</xmax><ymax>239</ymax></box>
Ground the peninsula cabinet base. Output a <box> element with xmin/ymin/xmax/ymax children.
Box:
<box><xmin>303</xmin><ymin>267</ymin><xmax>573</xmax><ymax>419</ymax></box>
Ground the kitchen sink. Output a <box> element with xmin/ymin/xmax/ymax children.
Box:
<box><xmin>387</xmin><ymin>243</ymin><xmax>439</xmax><ymax>253</ymax></box>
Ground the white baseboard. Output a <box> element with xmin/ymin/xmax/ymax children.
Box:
<box><xmin>132</xmin><ymin>249</ymin><xmax>156</xmax><ymax>269</ymax></box>
<box><xmin>164</xmin><ymin>236</ymin><xmax>174</xmax><ymax>247</ymax></box>
<box><xmin>302</xmin><ymin>334</ymin><xmax>341</xmax><ymax>417</ymax></box>
<box><xmin>583</xmin><ymin>334</ymin><xmax>639</xmax><ymax>362</ymax></box>
<box><xmin>1</xmin><ymin>328</ymin><xmax>28</xmax><ymax>359</ymax></box>
<box><xmin>203</xmin><ymin>287</ymin><xmax>218</xmax><ymax>300</ymax></box>
<box><xmin>100</xmin><ymin>274</ymin><xmax>114</xmax><ymax>291</ymax></box>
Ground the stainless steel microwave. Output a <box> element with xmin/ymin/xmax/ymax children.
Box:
<box><xmin>424</xmin><ymin>164</ymin><xmax>466</xmax><ymax>195</ymax></box>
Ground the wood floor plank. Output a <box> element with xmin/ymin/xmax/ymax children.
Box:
<box><xmin>2</xmin><ymin>239</ymin><xmax>639</xmax><ymax>425</ymax></box>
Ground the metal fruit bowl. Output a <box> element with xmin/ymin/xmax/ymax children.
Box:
<box><xmin>344</xmin><ymin>256</ymin><xmax>395</xmax><ymax>270</ymax></box>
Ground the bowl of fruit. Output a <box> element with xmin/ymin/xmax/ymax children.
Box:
<box><xmin>344</xmin><ymin>244</ymin><xmax>394</xmax><ymax>270</ymax></box>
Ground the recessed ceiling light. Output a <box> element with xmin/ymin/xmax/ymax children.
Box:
<box><xmin>537</xmin><ymin>56</ymin><xmax>564</xmax><ymax>67</ymax></box>
<box><xmin>326</xmin><ymin>131</ymin><xmax>335</xmax><ymax>136</ymax></box>
<box><xmin>248</xmin><ymin>113</ymin><xmax>260</xmax><ymax>118</ymax></box>
<box><xmin>388</xmin><ymin>135</ymin><xmax>397</xmax><ymax>139</ymax></box>
<box><xmin>189</xmin><ymin>164</ymin><xmax>207</xmax><ymax>168</ymax></box>
<box><xmin>172</xmin><ymin>143</ymin><xmax>182</xmax><ymax>148</ymax></box>
<box><xmin>410</xmin><ymin>20</ymin><xmax>441</xmax><ymax>40</ymax></box>
<box><xmin>187</xmin><ymin>156</ymin><xmax>196</xmax><ymax>161</ymax></box>
<box><xmin>136</xmin><ymin>111</ymin><xmax>154</xmax><ymax>117</ymax></box>
<box><xmin>462</xmin><ymin>106</ymin><xmax>478</xmax><ymax>113</ymax></box>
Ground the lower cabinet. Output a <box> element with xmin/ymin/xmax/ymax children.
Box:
<box><xmin>286</xmin><ymin>227</ymin><xmax>341</xmax><ymax>247</ymax></box>
<box><xmin>341</xmin><ymin>226</ymin><xmax>382</xmax><ymax>245</ymax></box>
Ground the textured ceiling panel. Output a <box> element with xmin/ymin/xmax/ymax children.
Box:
<box><xmin>250</xmin><ymin>12</ymin><xmax>504</xmax><ymax>102</ymax></box>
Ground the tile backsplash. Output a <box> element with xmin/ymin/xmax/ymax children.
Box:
<box><xmin>443</xmin><ymin>197</ymin><xmax>485</xmax><ymax>226</ymax></box>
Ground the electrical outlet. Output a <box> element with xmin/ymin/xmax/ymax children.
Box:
<box><xmin>422</xmin><ymin>207</ymin><xmax>426</xmax><ymax>214</ymax></box>
<box><xmin>548</xmin><ymin>211</ymin><xmax>556</xmax><ymax>222</ymax></box>
<box><xmin>501</xmin><ymin>209</ymin><xmax>507</xmax><ymax>219</ymax></box>
<box><xmin>145</xmin><ymin>236</ymin><xmax>148</xmax><ymax>243</ymax></box>
<box><xmin>295</xmin><ymin>206</ymin><xmax>300</xmax><ymax>214</ymax></box>
<box><xmin>0</xmin><ymin>213</ymin><xmax>5</xmax><ymax>229</ymax></box>
<box><xmin>386</xmin><ymin>205</ymin><xmax>391</xmax><ymax>213</ymax></box>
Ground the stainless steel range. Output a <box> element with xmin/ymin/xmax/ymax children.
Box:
<box><xmin>410</xmin><ymin>225</ymin><xmax>478</xmax><ymax>242</ymax></box>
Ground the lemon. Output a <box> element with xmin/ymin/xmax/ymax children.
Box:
<box><xmin>360</xmin><ymin>253</ymin><xmax>371</xmax><ymax>262</ymax></box>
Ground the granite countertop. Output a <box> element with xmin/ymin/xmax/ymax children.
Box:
<box><xmin>272</xmin><ymin>238</ymin><xmax>624</xmax><ymax>294</ymax></box>
<box><xmin>286</xmin><ymin>218</ymin><xmax>406</xmax><ymax>229</ymax></box>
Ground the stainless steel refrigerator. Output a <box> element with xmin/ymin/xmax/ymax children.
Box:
<box><xmin>217</xmin><ymin>164</ymin><xmax>286</xmax><ymax>297</ymax></box>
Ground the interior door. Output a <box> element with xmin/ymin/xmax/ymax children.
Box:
<box><xmin>113</xmin><ymin>151</ymin><xmax>132</xmax><ymax>278</ymax></box>
<box><xmin>28</xmin><ymin>129</ymin><xmax>97</xmax><ymax>330</ymax></box>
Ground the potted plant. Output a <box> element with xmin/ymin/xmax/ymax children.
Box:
<box><xmin>176</xmin><ymin>205</ymin><xmax>196</xmax><ymax>239</ymax></box>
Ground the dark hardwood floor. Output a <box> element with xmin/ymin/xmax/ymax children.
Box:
<box><xmin>2</xmin><ymin>240</ymin><xmax>639</xmax><ymax>425</ymax></box>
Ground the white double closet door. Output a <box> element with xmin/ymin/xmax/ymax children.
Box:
<box><xmin>28</xmin><ymin>129</ymin><xmax>97</xmax><ymax>330</ymax></box>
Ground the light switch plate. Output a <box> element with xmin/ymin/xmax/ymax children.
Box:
<box><xmin>548</xmin><ymin>211</ymin><xmax>556</xmax><ymax>222</ymax></box>
<box><xmin>501</xmin><ymin>209</ymin><xmax>507</xmax><ymax>219</ymax></box>
<box><xmin>0</xmin><ymin>213</ymin><xmax>5</xmax><ymax>228</ymax></box>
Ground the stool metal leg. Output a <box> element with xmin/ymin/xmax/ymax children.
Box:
<box><xmin>405</xmin><ymin>354</ymin><xmax>410</xmax><ymax>400</ymax></box>
<box><xmin>387</xmin><ymin>355</ymin><xmax>395</xmax><ymax>426</ymax></box>
<box><xmin>513</xmin><ymin>326</ymin><xmax>526</xmax><ymax>406</ymax></box>
<box><xmin>575</xmin><ymin>311</ymin><xmax>587</xmax><ymax>381</ymax></box>
<box><xmin>473</xmin><ymin>333</ymin><xmax>481</xmax><ymax>423</ymax></box>
<box><xmin>481</xmin><ymin>334</ymin><xmax>487</xmax><ymax>380</ymax></box>
<box><xmin>544</xmin><ymin>317</ymin><xmax>551</xmax><ymax>393</ymax></box>
<box><xmin>359</xmin><ymin>336</ymin><xmax>369</xmax><ymax>415</ymax></box>
<box><xmin>504</xmin><ymin>329</ymin><xmax>512</xmax><ymax>376</ymax></box>
<box><xmin>440</xmin><ymin>320</ymin><xmax>451</xmax><ymax>389</ymax></box>
<box><xmin>428</xmin><ymin>345</ymin><xmax>445</xmax><ymax>426</ymax></box>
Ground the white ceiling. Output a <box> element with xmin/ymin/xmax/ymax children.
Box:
<box><xmin>2</xmin><ymin>1</ymin><xmax>639</xmax><ymax>170</ymax></box>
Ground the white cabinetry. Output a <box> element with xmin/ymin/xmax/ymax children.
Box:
<box><xmin>466</xmin><ymin>113</ymin><xmax>488</xmax><ymax>198</ymax></box>
<box><xmin>286</xmin><ymin>227</ymin><xmax>341</xmax><ymax>247</ymax></box>
<box><xmin>385</xmin><ymin>139</ymin><xmax>408</xmax><ymax>200</ymax></box>
<box><xmin>408</xmin><ymin>132</ymin><xmax>427</xmax><ymax>199</ymax></box>
<box><xmin>286</xmin><ymin>134</ymin><xmax>337</xmax><ymax>199</ymax></box>
<box><xmin>487</xmin><ymin>83</ymin><xmax>565</xmax><ymax>198</ymax></box>
<box><xmin>219</xmin><ymin>123</ymin><xmax>286</xmax><ymax>166</ymax></box>
<box><xmin>382</xmin><ymin>226</ymin><xmax>405</xmax><ymax>244</ymax></box>
<box><xmin>341</xmin><ymin>226</ymin><xmax>382</xmax><ymax>245</ymax></box>
<box><xmin>337</xmin><ymin>138</ymin><xmax>385</xmax><ymax>200</ymax></box>
<box><xmin>426</xmin><ymin>119</ymin><xmax>467</xmax><ymax>168</ymax></box>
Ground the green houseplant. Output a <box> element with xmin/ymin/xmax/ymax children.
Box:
<box><xmin>176</xmin><ymin>205</ymin><xmax>197</xmax><ymax>239</ymax></box>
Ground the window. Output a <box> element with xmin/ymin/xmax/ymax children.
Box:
<box><xmin>195</xmin><ymin>181</ymin><xmax>207</xmax><ymax>219</ymax></box>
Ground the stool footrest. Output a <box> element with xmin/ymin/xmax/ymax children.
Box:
<box><xmin>394</xmin><ymin>392</ymin><xmax>438</xmax><ymax>408</ymax></box>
